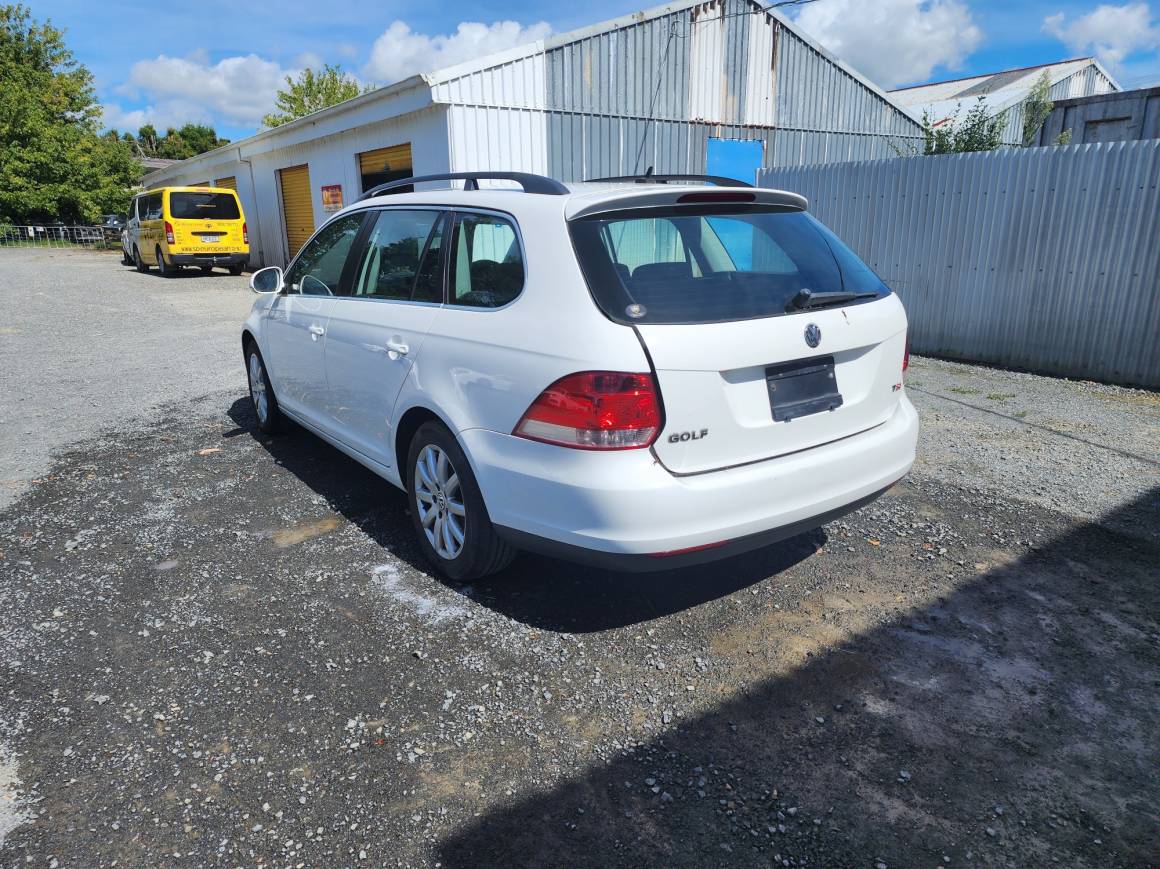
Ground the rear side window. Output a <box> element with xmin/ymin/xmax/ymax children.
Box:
<box><xmin>448</xmin><ymin>213</ymin><xmax>524</xmax><ymax>308</ymax></box>
<box><xmin>351</xmin><ymin>210</ymin><xmax>445</xmax><ymax>303</ymax></box>
<box><xmin>169</xmin><ymin>192</ymin><xmax>240</xmax><ymax>220</ymax></box>
<box><xmin>569</xmin><ymin>207</ymin><xmax>889</xmax><ymax>325</ymax></box>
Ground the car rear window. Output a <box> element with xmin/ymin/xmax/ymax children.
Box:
<box><xmin>569</xmin><ymin>205</ymin><xmax>890</xmax><ymax>325</ymax></box>
<box><xmin>169</xmin><ymin>192</ymin><xmax>240</xmax><ymax>220</ymax></box>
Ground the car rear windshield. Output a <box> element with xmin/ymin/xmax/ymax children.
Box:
<box><xmin>169</xmin><ymin>192</ymin><xmax>240</xmax><ymax>220</ymax></box>
<box><xmin>569</xmin><ymin>205</ymin><xmax>890</xmax><ymax>325</ymax></box>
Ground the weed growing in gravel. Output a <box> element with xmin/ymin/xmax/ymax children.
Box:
<box><xmin>950</xmin><ymin>386</ymin><xmax>982</xmax><ymax>395</ymax></box>
<box><xmin>986</xmin><ymin>393</ymin><xmax>1016</xmax><ymax>401</ymax></box>
<box><xmin>1013</xmin><ymin>410</ymin><xmax>1028</xmax><ymax>418</ymax></box>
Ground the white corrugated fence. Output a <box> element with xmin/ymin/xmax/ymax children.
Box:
<box><xmin>759</xmin><ymin>140</ymin><xmax>1160</xmax><ymax>387</ymax></box>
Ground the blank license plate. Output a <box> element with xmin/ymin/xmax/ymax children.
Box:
<box><xmin>200</xmin><ymin>235</ymin><xmax>219</xmax><ymax>243</ymax></box>
<box><xmin>766</xmin><ymin>355</ymin><xmax>843</xmax><ymax>422</ymax></box>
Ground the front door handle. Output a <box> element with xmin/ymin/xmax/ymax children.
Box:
<box><xmin>385</xmin><ymin>339</ymin><xmax>409</xmax><ymax>356</ymax></box>
<box><xmin>308</xmin><ymin>324</ymin><xmax>325</xmax><ymax>341</ymax></box>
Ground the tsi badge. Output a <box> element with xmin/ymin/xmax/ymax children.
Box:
<box><xmin>804</xmin><ymin>323</ymin><xmax>822</xmax><ymax>348</ymax></box>
<box><xmin>668</xmin><ymin>429</ymin><xmax>709</xmax><ymax>444</ymax></box>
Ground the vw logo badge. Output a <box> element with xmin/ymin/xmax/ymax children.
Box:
<box><xmin>804</xmin><ymin>323</ymin><xmax>822</xmax><ymax>348</ymax></box>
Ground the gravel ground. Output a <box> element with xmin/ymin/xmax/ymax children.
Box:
<box><xmin>0</xmin><ymin>250</ymin><xmax>1157</xmax><ymax>867</ymax></box>
<box><xmin>0</xmin><ymin>249</ymin><xmax>252</xmax><ymax>510</ymax></box>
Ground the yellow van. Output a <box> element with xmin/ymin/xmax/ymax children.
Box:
<box><xmin>126</xmin><ymin>186</ymin><xmax>249</xmax><ymax>276</ymax></box>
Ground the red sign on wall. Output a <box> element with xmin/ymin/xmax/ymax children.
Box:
<box><xmin>321</xmin><ymin>184</ymin><xmax>344</xmax><ymax>212</ymax></box>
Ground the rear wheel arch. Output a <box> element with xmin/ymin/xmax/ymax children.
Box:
<box><xmin>394</xmin><ymin>406</ymin><xmax>448</xmax><ymax>483</ymax></box>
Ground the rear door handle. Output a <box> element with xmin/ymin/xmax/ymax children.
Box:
<box><xmin>385</xmin><ymin>339</ymin><xmax>409</xmax><ymax>356</ymax></box>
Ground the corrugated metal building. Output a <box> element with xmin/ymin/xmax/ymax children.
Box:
<box><xmin>142</xmin><ymin>0</ymin><xmax>923</xmax><ymax>267</ymax></box>
<box><xmin>757</xmin><ymin>140</ymin><xmax>1160</xmax><ymax>387</ymax></box>
<box><xmin>1035</xmin><ymin>86</ymin><xmax>1160</xmax><ymax>145</ymax></box>
<box><xmin>890</xmin><ymin>58</ymin><xmax>1119</xmax><ymax>146</ymax></box>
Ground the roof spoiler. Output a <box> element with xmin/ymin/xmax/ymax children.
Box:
<box><xmin>359</xmin><ymin>172</ymin><xmax>569</xmax><ymax>200</ymax></box>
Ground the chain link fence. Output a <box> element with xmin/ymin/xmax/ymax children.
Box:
<box><xmin>0</xmin><ymin>224</ymin><xmax>123</xmax><ymax>250</ymax></box>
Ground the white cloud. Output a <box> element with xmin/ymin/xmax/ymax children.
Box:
<box><xmin>1042</xmin><ymin>2</ymin><xmax>1160</xmax><ymax>70</ymax></box>
<box><xmin>791</xmin><ymin>0</ymin><xmax>984</xmax><ymax>89</ymax></box>
<box><xmin>111</xmin><ymin>52</ymin><xmax>297</xmax><ymax>131</ymax></box>
<box><xmin>364</xmin><ymin>20</ymin><xmax>552</xmax><ymax>84</ymax></box>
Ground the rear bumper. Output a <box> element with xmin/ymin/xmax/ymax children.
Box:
<box><xmin>462</xmin><ymin>395</ymin><xmax>919</xmax><ymax>565</ymax></box>
<box><xmin>169</xmin><ymin>252</ymin><xmax>248</xmax><ymax>266</ymax></box>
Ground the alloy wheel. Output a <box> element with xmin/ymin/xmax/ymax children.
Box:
<box><xmin>414</xmin><ymin>444</ymin><xmax>466</xmax><ymax>560</ymax></box>
<box><xmin>248</xmin><ymin>352</ymin><xmax>268</xmax><ymax>425</ymax></box>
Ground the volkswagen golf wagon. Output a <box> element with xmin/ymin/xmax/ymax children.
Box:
<box><xmin>242</xmin><ymin>171</ymin><xmax>918</xmax><ymax>580</ymax></box>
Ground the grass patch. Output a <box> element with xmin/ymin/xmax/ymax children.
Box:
<box><xmin>949</xmin><ymin>386</ymin><xmax>982</xmax><ymax>396</ymax></box>
<box><xmin>986</xmin><ymin>392</ymin><xmax>1016</xmax><ymax>401</ymax></box>
<box><xmin>1013</xmin><ymin>410</ymin><xmax>1028</xmax><ymax>419</ymax></box>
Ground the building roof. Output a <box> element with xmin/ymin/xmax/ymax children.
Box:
<box><xmin>144</xmin><ymin>0</ymin><xmax>921</xmax><ymax>186</ymax></box>
<box><xmin>890</xmin><ymin>58</ymin><xmax>1119</xmax><ymax>126</ymax></box>
<box><xmin>137</xmin><ymin>156</ymin><xmax>180</xmax><ymax>171</ymax></box>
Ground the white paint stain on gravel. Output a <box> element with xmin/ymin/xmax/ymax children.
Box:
<box><xmin>0</xmin><ymin>740</ymin><xmax>32</xmax><ymax>848</ymax></box>
<box><xmin>371</xmin><ymin>563</ymin><xmax>468</xmax><ymax>625</ymax></box>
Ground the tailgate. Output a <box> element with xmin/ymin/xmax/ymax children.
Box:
<box><xmin>641</xmin><ymin>297</ymin><xmax>908</xmax><ymax>474</ymax></box>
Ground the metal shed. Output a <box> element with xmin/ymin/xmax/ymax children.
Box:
<box><xmin>143</xmin><ymin>0</ymin><xmax>924</xmax><ymax>267</ymax></box>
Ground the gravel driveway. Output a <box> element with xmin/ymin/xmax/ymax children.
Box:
<box><xmin>1</xmin><ymin>250</ymin><xmax>1157</xmax><ymax>867</ymax></box>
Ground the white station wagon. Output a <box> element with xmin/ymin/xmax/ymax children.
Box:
<box><xmin>242</xmin><ymin>171</ymin><xmax>918</xmax><ymax>580</ymax></box>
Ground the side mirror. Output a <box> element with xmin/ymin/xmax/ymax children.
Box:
<box><xmin>250</xmin><ymin>266</ymin><xmax>283</xmax><ymax>294</ymax></box>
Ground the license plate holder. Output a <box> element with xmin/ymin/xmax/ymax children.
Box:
<box><xmin>200</xmin><ymin>235</ymin><xmax>219</xmax><ymax>243</ymax></box>
<box><xmin>766</xmin><ymin>355</ymin><xmax>843</xmax><ymax>422</ymax></box>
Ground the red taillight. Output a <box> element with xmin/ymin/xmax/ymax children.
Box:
<box><xmin>903</xmin><ymin>336</ymin><xmax>910</xmax><ymax>372</ymax></box>
<box><xmin>242</xmin><ymin>221</ymin><xmax>248</xmax><ymax>244</ymax></box>
<box><xmin>164</xmin><ymin>221</ymin><xmax>175</xmax><ymax>244</ymax></box>
<box><xmin>513</xmin><ymin>371</ymin><xmax>661</xmax><ymax>450</ymax></box>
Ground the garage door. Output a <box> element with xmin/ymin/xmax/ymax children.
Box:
<box><xmin>214</xmin><ymin>176</ymin><xmax>237</xmax><ymax>191</ymax></box>
<box><xmin>358</xmin><ymin>144</ymin><xmax>412</xmax><ymax>193</ymax></box>
<box><xmin>278</xmin><ymin>164</ymin><xmax>314</xmax><ymax>259</ymax></box>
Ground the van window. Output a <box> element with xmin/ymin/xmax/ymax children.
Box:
<box><xmin>448</xmin><ymin>213</ymin><xmax>524</xmax><ymax>308</ymax></box>
<box><xmin>169</xmin><ymin>192</ymin><xmax>240</xmax><ymax>220</ymax></box>
<box><xmin>569</xmin><ymin>207</ymin><xmax>889</xmax><ymax>325</ymax></box>
<box><xmin>143</xmin><ymin>194</ymin><xmax>163</xmax><ymax>221</ymax></box>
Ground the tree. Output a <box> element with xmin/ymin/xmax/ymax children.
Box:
<box><xmin>263</xmin><ymin>64</ymin><xmax>369</xmax><ymax>128</ymax></box>
<box><xmin>1021</xmin><ymin>70</ymin><xmax>1054</xmax><ymax>146</ymax></box>
<box><xmin>112</xmin><ymin>122</ymin><xmax>229</xmax><ymax>160</ymax></box>
<box><xmin>921</xmin><ymin>97</ymin><xmax>1006</xmax><ymax>155</ymax></box>
<box><xmin>0</xmin><ymin>4</ymin><xmax>140</xmax><ymax>223</ymax></box>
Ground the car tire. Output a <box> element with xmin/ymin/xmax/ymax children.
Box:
<box><xmin>228</xmin><ymin>264</ymin><xmax>244</xmax><ymax>276</ymax></box>
<box><xmin>200</xmin><ymin>265</ymin><xmax>213</xmax><ymax>274</ymax></box>
<box><xmin>122</xmin><ymin>250</ymin><xmax>134</xmax><ymax>266</ymax></box>
<box><xmin>133</xmin><ymin>246</ymin><xmax>149</xmax><ymax>273</ymax></box>
<box><xmin>406</xmin><ymin>421</ymin><xmax>515</xmax><ymax>581</ymax></box>
<box><xmin>245</xmin><ymin>342</ymin><xmax>284</xmax><ymax>435</ymax></box>
<box><xmin>156</xmin><ymin>246</ymin><xmax>175</xmax><ymax>278</ymax></box>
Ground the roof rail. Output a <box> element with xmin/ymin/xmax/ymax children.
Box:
<box><xmin>359</xmin><ymin>172</ymin><xmax>569</xmax><ymax>200</ymax></box>
<box><xmin>585</xmin><ymin>172</ymin><xmax>754</xmax><ymax>188</ymax></box>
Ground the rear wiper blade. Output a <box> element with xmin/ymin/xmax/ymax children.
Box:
<box><xmin>787</xmin><ymin>288</ymin><xmax>879</xmax><ymax>311</ymax></box>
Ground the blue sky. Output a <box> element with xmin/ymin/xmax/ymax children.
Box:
<box><xmin>31</xmin><ymin>0</ymin><xmax>1160</xmax><ymax>140</ymax></box>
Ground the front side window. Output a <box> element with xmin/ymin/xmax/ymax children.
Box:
<box><xmin>351</xmin><ymin>210</ymin><xmax>445</xmax><ymax>302</ymax></box>
<box><xmin>448</xmin><ymin>213</ymin><xmax>524</xmax><ymax>308</ymax></box>
<box><xmin>169</xmin><ymin>192</ymin><xmax>240</xmax><ymax>220</ymax></box>
<box><xmin>570</xmin><ymin>207</ymin><xmax>890</xmax><ymax>325</ymax></box>
<box><xmin>284</xmin><ymin>213</ymin><xmax>364</xmax><ymax>296</ymax></box>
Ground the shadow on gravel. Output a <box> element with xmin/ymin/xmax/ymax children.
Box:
<box><xmin>227</xmin><ymin>397</ymin><xmax>821</xmax><ymax>632</ymax></box>
<box><xmin>435</xmin><ymin>487</ymin><xmax>1160</xmax><ymax>867</ymax></box>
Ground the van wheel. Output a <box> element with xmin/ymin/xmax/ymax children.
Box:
<box><xmin>200</xmin><ymin>265</ymin><xmax>213</xmax><ymax>274</ymax></box>
<box><xmin>245</xmin><ymin>342</ymin><xmax>284</xmax><ymax>434</ymax></box>
<box><xmin>228</xmin><ymin>264</ymin><xmax>244</xmax><ymax>276</ymax></box>
<box><xmin>133</xmin><ymin>246</ymin><xmax>149</xmax><ymax>273</ymax></box>
<box><xmin>406</xmin><ymin>421</ymin><xmax>515</xmax><ymax>581</ymax></box>
<box><xmin>121</xmin><ymin>250</ymin><xmax>133</xmax><ymax>266</ymax></box>
<box><xmin>155</xmin><ymin>246</ymin><xmax>175</xmax><ymax>277</ymax></box>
